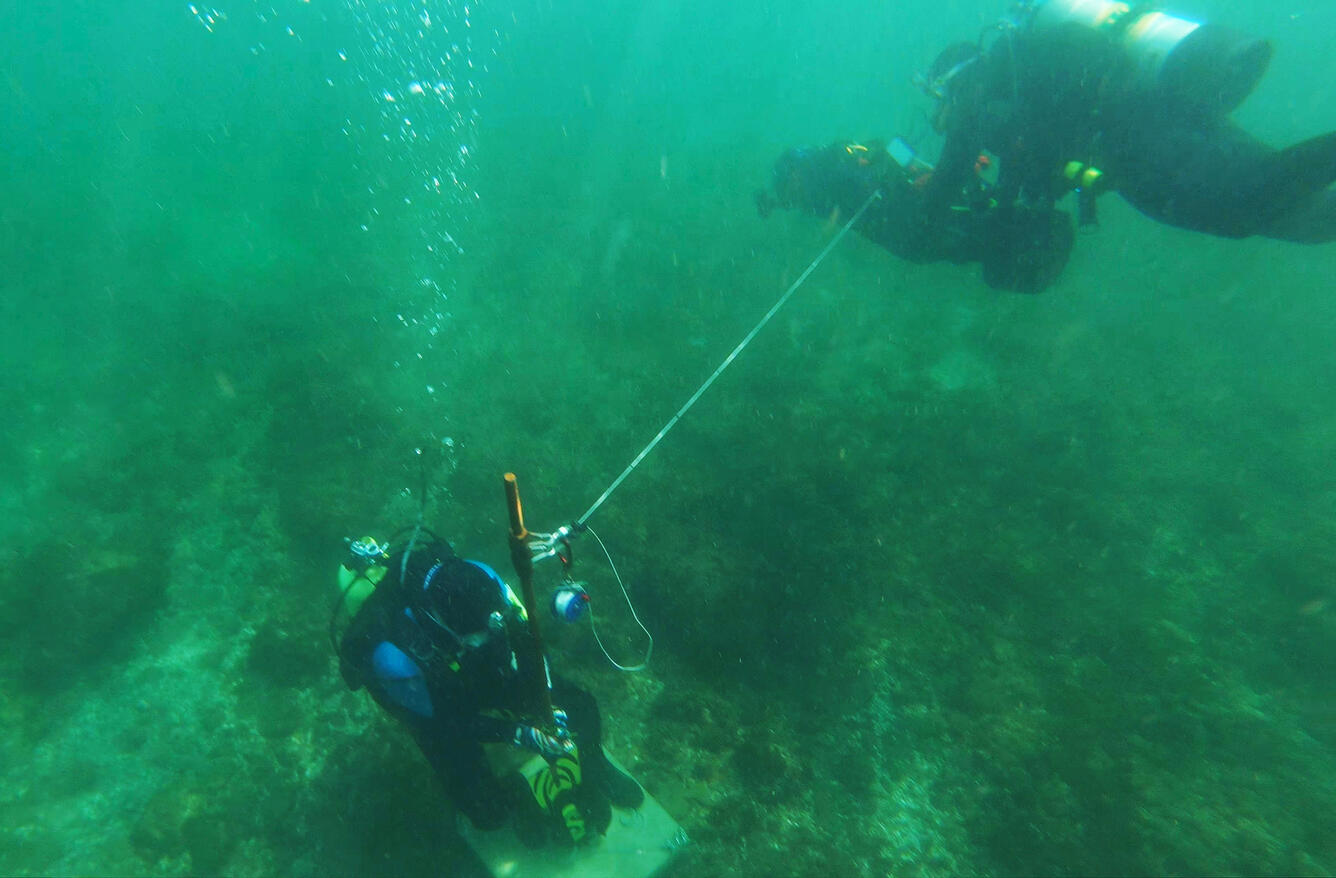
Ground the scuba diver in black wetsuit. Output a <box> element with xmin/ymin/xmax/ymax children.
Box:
<box><xmin>920</xmin><ymin>0</ymin><xmax>1336</xmax><ymax>244</ymax></box>
<box><xmin>756</xmin><ymin>137</ymin><xmax>1076</xmax><ymax>293</ymax></box>
<box><xmin>330</xmin><ymin>532</ymin><xmax>643</xmax><ymax>846</ymax></box>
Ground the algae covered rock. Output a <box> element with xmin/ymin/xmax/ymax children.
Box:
<box><xmin>1</xmin><ymin>537</ymin><xmax>167</xmax><ymax>694</ymax></box>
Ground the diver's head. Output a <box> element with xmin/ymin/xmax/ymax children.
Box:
<box><xmin>421</xmin><ymin>558</ymin><xmax>507</xmax><ymax>634</ymax></box>
<box><xmin>924</xmin><ymin>42</ymin><xmax>983</xmax><ymax>95</ymax></box>
<box><xmin>416</xmin><ymin>557</ymin><xmax>519</xmax><ymax>668</ymax></box>
<box><xmin>918</xmin><ymin>42</ymin><xmax>984</xmax><ymax>131</ymax></box>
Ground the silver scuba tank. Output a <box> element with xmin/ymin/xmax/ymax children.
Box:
<box><xmin>1022</xmin><ymin>0</ymin><xmax>1272</xmax><ymax>114</ymax></box>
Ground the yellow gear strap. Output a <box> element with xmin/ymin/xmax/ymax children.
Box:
<box><xmin>1063</xmin><ymin>161</ymin><xmax>1104</xmax><ymax>190</ymax></box>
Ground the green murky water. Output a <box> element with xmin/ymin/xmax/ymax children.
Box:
<box><xmin>3</xmin><ymin>2</ymin><xmax>1335</xmax><ymax>875</ymax></box>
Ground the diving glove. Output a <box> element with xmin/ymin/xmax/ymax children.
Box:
<box><xmin>514</xmin><ymin>720</ymin><xmax>574</xmax><ymax>758</ymax></box>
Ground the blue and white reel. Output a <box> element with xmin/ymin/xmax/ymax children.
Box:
<box><xmin>550</xmin><ymin>582</ymin><xmax>590</xmax><ymax>623</ymax></box>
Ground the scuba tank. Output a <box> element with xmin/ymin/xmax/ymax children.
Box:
<box><xmin>330</xmin><ymin>536</ymin><xmax>390</xmax><ymax>642</ymax></box>
<box><xmin>1019</xmin><ymin>0</ymin><xmax>1272</xmax><ymax>115</ymax></box>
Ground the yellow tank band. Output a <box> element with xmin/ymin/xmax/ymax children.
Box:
<box><xmin>1063</xmin><ymin>161</ymin><xmax>1104</xmax><ymax>190</ymax></box>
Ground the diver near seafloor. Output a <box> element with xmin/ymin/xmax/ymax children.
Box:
<box><xmin>329</xmin><ymin>526</ymin><xmax>644</xmax><ymax>846</ymax></box>
<box><xmin>920</xmin><ymin>1</ymin><xmax>1336</xmax><ymax>245</ymax></box>
<box><xmin>757</xmin><ymin>1</ymin><xmax>1336</xmax><ymax>294</ymax></box>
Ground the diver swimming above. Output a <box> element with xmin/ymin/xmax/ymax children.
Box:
<box><xmin>757</xmin><ymin>1</ymin><xmax>1336</xmax><ymax>294</ymax></box>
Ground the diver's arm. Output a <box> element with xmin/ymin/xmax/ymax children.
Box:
<box><xmin>456</xmin><ymin>711</ymin><xmax>524</xmax><ymax>744</ymax></box>
<box><xmin>365</xmin><ymin>641</ymin><xmax>509</xmax><ymax>739</ymax></box>
<box><xmin>373</xmin><ymin>659</ymin><xmax>528</xmax><ymax>745</ymax></box>
<box><xmin>763</xmin><ymin>141</ymin><xmax>904</xmax><ymax>219</ymax></box>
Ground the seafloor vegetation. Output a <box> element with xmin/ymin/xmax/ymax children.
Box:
<box><xmin>4</xmin><ymin>126</ymin><xmax>1334</xmax><ymax>877</ymax></box>
<box><xmin>4</xmin><ymin>0</ymin><xmax>1336</xmax><ymax>870</ymax></box>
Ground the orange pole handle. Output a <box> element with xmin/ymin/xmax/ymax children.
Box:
<box><xmin>502</xmin><ymin>473</ymin><xmax>553</xmax><ymax>721</ymax></box>
<box><xmin>504</xmin><ymin>472</ymin><xmax>528</xmax><ymax>541</ymax></box>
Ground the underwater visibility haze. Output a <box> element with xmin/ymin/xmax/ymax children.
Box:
<box><xmin>3</xmin><ymin>0</ymin><xmax>1336</xmax><ymax>875</ymax></box>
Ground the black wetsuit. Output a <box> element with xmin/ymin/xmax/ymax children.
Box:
<box><xmin>336</xmin><ymin>542</ymin><xmax>615</xmax><ymax>835</ymax></box>
<box><xmin>764</xmin><ymin>140</ymin><xmax>1075</xmax><ymax>293</ymax></box>
<box><xmin>930</xmin><ymin>22</ymin><xmax>1336</xmax><ymax>242</ymax></box>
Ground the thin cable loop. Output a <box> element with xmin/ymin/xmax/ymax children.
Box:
<box><xmin>584</xmin><ymin>526</ymin><xmax>652</xmax><ymax>672</ymax></box>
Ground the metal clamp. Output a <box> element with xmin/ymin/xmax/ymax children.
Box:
<box><xmin>526</xmin><ymin>523</ymin><xmax>578</xmax><ymax>564</ymax></box>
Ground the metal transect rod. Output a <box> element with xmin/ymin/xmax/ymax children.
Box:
<box><xmin>574</xmin><ymin>189</ymin><xmax>883</xmax><ymax>530</ymax></box>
